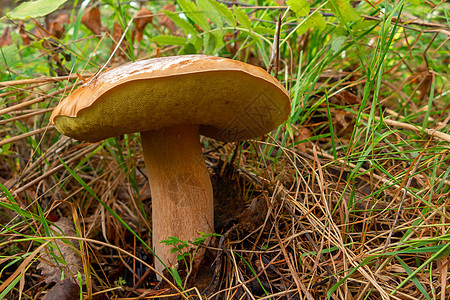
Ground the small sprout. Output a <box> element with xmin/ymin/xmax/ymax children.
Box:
<box><xmin>114</xmin><ymin>277</ymin><xmax>127</xmax><ymax>287</ymax></box>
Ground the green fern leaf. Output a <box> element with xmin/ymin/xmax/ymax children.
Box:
<box><xmin>205</xmin><ymin>0</ymin><xmax>237</xmax><ymax>27</ymax></box>
<box><xmin>286</xmin><ymin>0</ymin><xmax>310</xmax><ymax>17</ymax></box>
<box><xmin>162</xmin><ymin>10</ymin><xmax>198</xmax><ymax>35</ymax></box>
<box><xmin>197</xmin><ymin>0</ymin><xmax>224</xmax><ymax>28</ymax></box>
<box><xmin>297</xmin><ymin>11</ymin><xmax>327</xmax><ymax>34</ymax></box>
<box><xmin>330</xmin><ymin>0</ymin><xmax>360</xmax><ymax>22</ymax></box>
<box><xmin>153</xmin><ymin>35</ymin><xmax>186</xmax><ymax>46</ymax></box>
<box><xmin>177</xmin><ymin>0</ymin><xmax>211</xmax><ymax>31</ymax></box>
<box><xmin>233</xmin><ymin>5</ymin><xmax>251</xmax><ymax>30</ymax></box>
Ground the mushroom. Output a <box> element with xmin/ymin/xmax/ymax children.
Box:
<box><xmin>50</xmin><ymin>55</ymin><xmax>291</xmax><ymax>275</ymax></box>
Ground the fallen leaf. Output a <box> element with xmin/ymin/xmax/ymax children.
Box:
<box><xmin>159</xmin><ymin>3</ymin><xmax>176</xmax><ymax>33</ymax></box>
<box><xmin>33</xmin><ymin>23</ymin><xmax>48</xmax><ymax>40</ymax></box>
<box><xmin>134</xmin><ymin>7</ymin><xmax>153</xmax><ymax>41</ymax></box>
<box><xmin>37</xmin><ymin>217</ymin><xmax>85</xmax><ymax>284</ymax></box>
<box><xmin>42</xmin><ymin>278</ymin><xmax>80</xmax><ymax>300</ymax></box>
<box><xmin>224</xmin><ymin>32</ymin><xmax>238</xmax><ymax>56</ymax></box>
<box><xmin>111</xmin><ymin>21</ymin><xmax>129</xmax><ymax>59</ymax></box>
<box><xmin>330</xmin><ymin>108</ymin><xmax>355</xmax><ymax>138</ymax></box>
<box><xmin>334</xmin><ymin>89</ymin><xmax>361</xmax><ymax>105</ymax></box>
<box><xmin>0</xmin><ymin>27</ymin><xmax>12</xmax><ymax>47</ymax></box>
<box><xmin>81</xmin><ymin>6</ymin><xmax>102</xmax><ymax>35</ymax></box>
<box><xmin>48</xmin><ymin>14</ymin><xmax>70</xmax><ymax>38</ymax></box>
<box><xmin>413</xmin><ymin>64</ymin><xmax>433</xmax><ymax>102</ymax></box>
<box><xmin>18</xmin><ymin>20</ymin><xmax>31</xmax><ymax>45</ymax></box>
<box><xmin>294</xmin><ymin>126</ymin><xmax>312</xmax><ymax>152</ymax></box>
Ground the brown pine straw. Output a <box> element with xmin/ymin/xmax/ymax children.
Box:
<box><xmin>376</xmin><ymin>116</ymin><xmax>450</xmax><ymax>143</ymax></box>
<box><xmin>0</xmin><ymin>74</ymin><xmax>89</xmax><ymax>87</ymax></box>
<box><xmin>0</xmin><ymin>23</ymin><xmax>448</xmax><ymax>298</ymax></box>
<box><xmin>0</xmin><ymin>83</ymin><xmax>78</xmax><ymax>116</ymax></box>
<box><xmin>0</xmin><ymin>242</ymin><xmax>49</xmax><ymax>294</ymax></box>
<box><xmin>0</xmin><ymin>237</ymin><xmax>189</xmax><ymax>299</ymax></box>
<box><xmin>0</xmin><ymin>125</ymin><xmax>55</xmax><ymax>147</ymax></box>
<box><xmin>0</xmin><ymin>107</ymin><xmax>54</xmax><ymax>126</ymax></box>
<box><xmin>8</xmin><ymin>143</ymin><xmax>98</xmax><ymax>196</ymax></box>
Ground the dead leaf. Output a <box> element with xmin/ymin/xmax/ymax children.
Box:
<box><xmin>414</xmin><ymin>64</ymin><xmax>433</xmax><ymax>102</ymax></box>
<box><xmin>42</xmin><ymin>278</ymin><xmax>80</xmax><ymax>300</ymax></box>
<box><xmin>0</xmin><ymin>27</ymin><xmax>12</xmax><ymax>47</ymax></box>
<box><xmin>294</xmin><ymin>126</ymin><xmax>312</xmax><ymax>152</ymax></box>
<box><xmin>81</xmin><ymin>6</ymin><xmax>102</xmax><ymax>35</ymax></box>
<box><xmin>159</xmin><ymin>4</ymin><xmax>176</xmax><ymax>33</ymax></box>
<box><xmin>224</xmin><ymin>32</ymin><xmax>237</xmax><ymax>55</ymax></box>
<box><xmin>134</xmin><ymin>7</ymin><xmax>153</xmax><ymax>41</ymax></box>
<box><xmin>18</xmin><ymin>20</ymin><xmax>31</xmax><ymax>45</ymax></box>
<box><xmin>48</xmin><ymin>14</ymin><xmax>70</xmax><ymax>39</ymax></box>
<box><xmin>37</xmin><ymin>218</ymin><xmax>85</xmax><ymax>284</ymax></box>
<box><xmin>111</xmin><ymin>22</ymin><xmax>129</xmax><ymax>59</ymax></box>
<box><xmin>335</xmin><ymin>112</ymin><xmax>349</xmax><ymax>130</ymax></box>
<box><xmin>334</xmin><ymin>89</ymin><xmax>361</xmax><ymax>105</ymax></box>
<box><xmin>330</xmin><ymin>108</ymin><xmax>355</xmax><ymax>138</ymax></box>
<box><xmin>33</xmin><ymin>24</ymin><xmax>48</xmax><ymax>40</ymax></box>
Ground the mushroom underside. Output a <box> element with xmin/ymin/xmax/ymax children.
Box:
<box><xmin>53</xmin><ymin>71</ymin><xmax>289</xmax><ymax>142</ymax></box>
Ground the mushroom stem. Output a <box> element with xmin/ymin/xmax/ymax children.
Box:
<box><xmin>140</xmin><ymin>124</ymin><xmax>214</xmax><ymax>275</ymax></box>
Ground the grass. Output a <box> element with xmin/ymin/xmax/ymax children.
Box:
<box><xmin>0</xmin><ymin>0</ymin><xmax>449</xmax><ymax>299</ymax></box>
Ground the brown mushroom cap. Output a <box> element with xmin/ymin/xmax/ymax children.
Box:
<box><xmin>50</xmin><ymin>55</ymin><xmax>290</xmax><ymax>142</ymax></box>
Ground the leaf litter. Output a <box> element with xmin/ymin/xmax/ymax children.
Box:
<box><xmin>0</xmin><ymin>1</ymin><xmax>449</xmax><ymax>299</ymax></box>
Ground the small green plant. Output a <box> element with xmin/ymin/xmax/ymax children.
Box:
<box><xmin>162</xmin><ymin>236</ymin><xmax>190</xmax><ymax>264</ymax></box>
<box><xmin>114</xmin><ymin>276</ymin><xmax>127</xmax><ymax>287</ymax></box>
<box><xmin>161</xmin><ymin>232</ymin><xmax>221</xmax><ymax>288</ymax></box>
<box><xmin>0</xmin><ymin>0</ymin><xmax>448</xmax><ymax>298</ymax></box>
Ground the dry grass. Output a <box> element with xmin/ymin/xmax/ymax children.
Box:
<box><xmin>1</xmin><ymin>0</ymin><xmax>449</xmax><ymax>299</ymax></box>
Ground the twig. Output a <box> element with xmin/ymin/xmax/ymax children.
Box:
<box><xmin>0</xmin><ymin>74</ymin><xmax>90</xmax><ymax>87</ymax></box>
<box><xmin>0</xmin><ymin>108</ymin><xmax>53</xmax><ymax>126</ymax></box>
<box><xmin>0</xmin><ymin>84</ymin><xmax>77</xmax><ymax>116</ymax></box>
<box><xmin>362</xmin><ymin>14</ymin><xmax>450</xmax><ymax>35</ymax></box>
<box><xmin>377</xmin><ymin>117</ymin><xmax>450</xmax><ymax>143</ymax></box>
<box><xmin>0</xmin><ymin>126</ymin><xmax>55</xmax><ymax>147</ymax></box>
<box><xmin>267</xmin><ymin>14</ymin><xmax>281</xmax><ymax>75</ymax></box>
<box><xmin>92</xmin><ymin>17</ymin><xmax>135</xmax><ymax>82</ymax></box>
